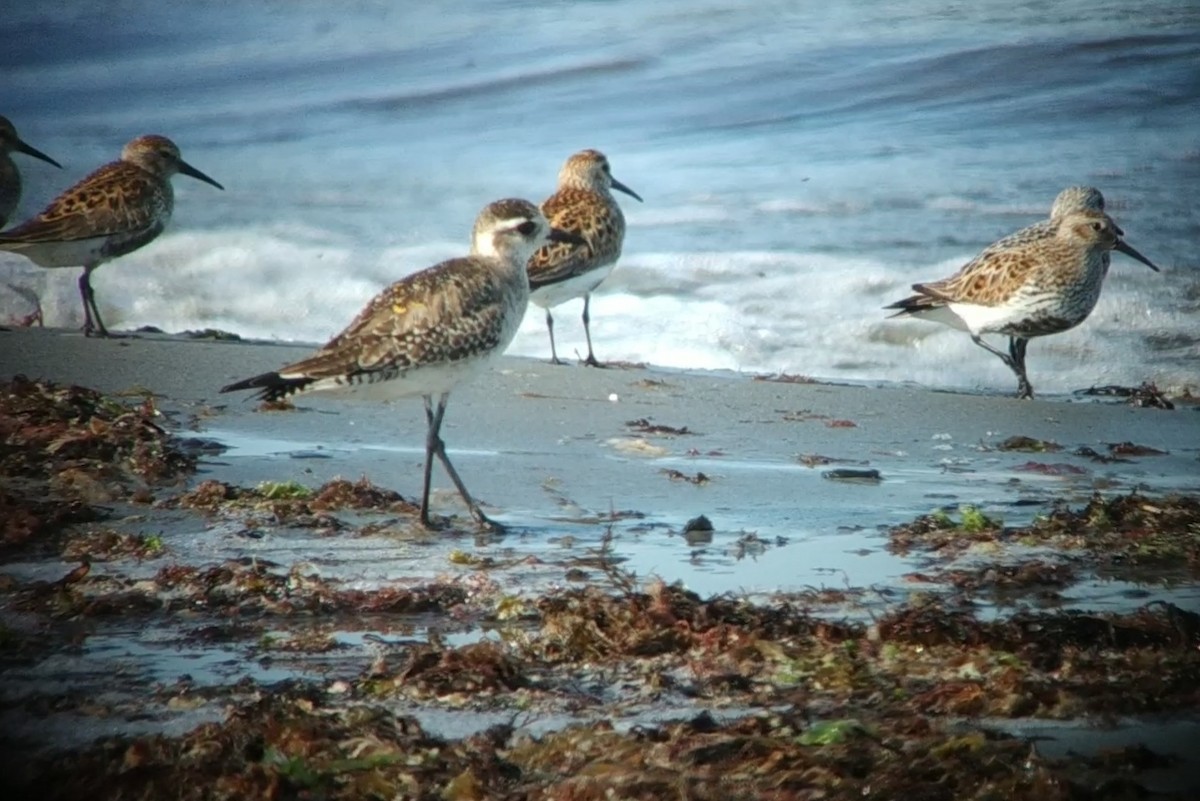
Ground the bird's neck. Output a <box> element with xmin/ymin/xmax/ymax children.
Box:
<box><xmin>471</xmin><ymin>237</ymin><xmax>532</xmax><ymax>270</ymax></box>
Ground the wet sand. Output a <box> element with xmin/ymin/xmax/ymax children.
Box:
<box><xmin>5</xmin><ymin>327</ymin><xmax>1197</xmax><ymax>499</ymax></box>
<box><xmin>3</xmin><ymin>326</ymin><xmax>1199</xmax><ymax>597</ymax></box>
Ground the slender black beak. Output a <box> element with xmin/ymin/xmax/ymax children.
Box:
<box><xmin>611</xmin><ymin>177</ymin><xmax>643</xmax><ymax>203</ymax></box>
<box><xmin>1115</xmin><ymin>238</ymin><xmax>1159</xmax><ymax>272</ymax></box>
<box><xmin>179</xmin><ymin>159</ymin><xmax>224</xmax><ymax>190</ymax></box>
<box><xmin>15</xmin><ymin>138</ymin><xmax>62</xmax><ymax>169</ymax></box>
<box><xmin>547</xmin><ymin>227</ymin><xmax>587</xmax><ymax>246</ymax></box>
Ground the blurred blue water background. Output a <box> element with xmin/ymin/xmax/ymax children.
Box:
<box><xmin>2</xmin><ymin>0</ymin><xmax>1197</xmax><ymax>391</ymax></box>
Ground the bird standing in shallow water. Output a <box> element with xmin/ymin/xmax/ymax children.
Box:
<box><xmin>0</xmin><ymin>115</ymin><xmax>62</xmax><ymax>228</ymax></box>
<box><xmin>527</xmin><ymin>149</ymin><xmax>642</xmax><ymax>366</ymax></box>
<box><xmin>886</xmin><ymin>201</ymin><xmax>1159</xmax><ymax>399</ymax></box>
<box><xmin>0</xmin><ymin>134</ymin><xmax>223</xmax><ymax>337</ymax></box>
<box><xmin>220</xmin><ymin>198</ymin><xmax>584</xmax><ymax>532</ymax></box>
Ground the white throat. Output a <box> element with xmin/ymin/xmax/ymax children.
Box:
<box><xmin>473</xmin><ymin>230</ymin><xmax>502</xmax><ymax>260</ymax></box>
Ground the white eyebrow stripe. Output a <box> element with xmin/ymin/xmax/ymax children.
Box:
<box><xmin>493</xmin><ymin>216</ymin><xmax>532</xmax><ymax>230</ymax></box>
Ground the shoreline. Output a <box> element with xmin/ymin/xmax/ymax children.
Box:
<box><xmin>3</xmin><ymin>326</ymin><xmax>1199</xmax><ymax>592</ymax></box>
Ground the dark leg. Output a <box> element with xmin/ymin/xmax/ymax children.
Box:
<box><xmin>419</xmin><ymin>396</ymin><xmax>438</xmax><ymax>526</ymax></box>
<box><xmin>970</xmin><ymin>334</ymin><xmax>1033</xmax><ymax>399</ymax></box>
<box><xmin>544</xmin><ymin>308</ymin><xmax>563</xmax><ymax>365</ymax></box>
<box><xmin>1008</xmin><ymin>337</ymin><xmax>1033</xmax><ymax>400</ymax></box>
<box><xmin>420</xmin><ymin>393</ymin><xmax>502</xmax><ymax>532</ymax></box>
<box><xmin>79</xmin><ymin>264</ymin><xmax>109</xmax><ymax>338</ymax></box>
<box><xmin>581</xmin><ymin>294</ymin><xmax>605</xmax><ymax>368</ymax></box>
<box><xmin>78</xmin><ymin>267</ymin><xmax>95</xmax><ymax>336</ymax></box>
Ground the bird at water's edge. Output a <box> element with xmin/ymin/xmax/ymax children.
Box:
<box><xmin>528</xmin><ymin>149</ymin><xmax>642</xmax><ymax>366</ymax></box>
<box><xmin>221</xmin><ymin>197</ymin><xmax>584</xmax><ymax>531</ymax></box>
<box><xmin>0</xmin><ymin>134</ymin><xmax>222</xmax><ymax>337</ymax></box>
<box><xmin>886</xmin><ymin>189</ymin><xmax>1158</xmax><ymax>399</ymax></box>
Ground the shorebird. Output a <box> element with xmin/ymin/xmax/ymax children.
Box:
<box><xmin>983</xmin><ymin>186</ymin><xmax>1108</xmax><ymax>258</ymax></box>
<box><xmin>528</xmin><ymin>149</ymin><xmax>642</xmax><ymax>366</ymax></box>
<box><xmin>0</xmin><ymin>134</ymin><xmax>223</xmax><ymax>337</ymax></box>
<box><xmin>885</xmin><ymin>204</ymin><xmax>1159</xmax><ymax>399</ymax></box>
<box><xmin>0</xmin><ymin>115</ymin><xmax>62</xmax><ymax>228</ymax></box>
<box><xmin>220</xmin><ymin>198</ymin><xmax>584</xmax><ymax>532</ymax></box>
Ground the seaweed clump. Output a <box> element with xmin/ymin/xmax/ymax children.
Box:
<box><xmin>9</xmin><ymin>589</ymin><xmax>1197</xmax><ymax>800</ymax></box>
<box><xmin>0</xmin><ymin>375</ymin><xmax>194</xmax><ymax>487</ymax></box>
<box><xmin>166</xmin><ymin>476</ymin><xmax>419</xmax><ymax>529</ymax></box>
<box><xmin>0</xmin><ymin>376</ymin><xmax>195</xmax><ymax>551</ymax></box>
<box><xmin>888</xmin><ymin>493</ymin><xmax>1200</xmax><ymax>575</ymax></box>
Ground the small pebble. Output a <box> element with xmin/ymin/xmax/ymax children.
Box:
<box><xmin>822</xmin><ymin>468</ymin><xmax>883</xmax><ymax>484</ymax></box>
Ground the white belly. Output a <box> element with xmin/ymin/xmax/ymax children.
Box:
<box><xmin>530</xmin><ymin>263</ymin><xmax>614</xmax><ymax>309</ymax></box>
<box><xmin>0</xmin><ymin>236</ymin><xmax>112</xmax><ymax>268</ymax></box>
<box><xmin>944</xmin><ymin>301</ymin><xmax>1030</xmax><ymax>335</ymax></box>
<box><xmin>297</xmin><ymin>357</ymin><xmax>491</xmax><ymax>403</ymax></box>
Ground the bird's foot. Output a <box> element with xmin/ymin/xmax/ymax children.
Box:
<box><xmin>416</xmin><ymin>507</ymin><xmax>505</xmax><ymax>535</ymax></box>
<box><xmin>82</xmin><ymin>322</ymin><xmax>112</xmax><ymax>338</ymax></box>
<box><xmin>7</xmin><ymin>309</ymin><xmax>42</xmax><ymax>328</ymax></box>
<box><xmin>470</xmin><ymin>508</ymin><xmax>506</xmax><ymax>534</ymax></box>
<box><xmin>83</xmin><ymin>324</ymin><xmax>133</xmax><ymax>339</ymax></box>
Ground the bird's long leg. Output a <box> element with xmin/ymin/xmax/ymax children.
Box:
<box><xmin>1008</xmin><ymin>337</ymin><xmax>1033</xmax><ymax>400</ymax></box>
<box><xmin>969</xmin><ymin>333</ymin><xmax>1032</xmax><ymax>399</ymax></box>
<box><xmin>581</xmin><ymin>294</ymin><xmax>606</xmax><ymax>368</ymax></box>
<box><xmin>79</xmin><ymin>263</ymin><xmax>109</xmax><ymax>338</ymax></box>
<box><xmin>419</xmin><ymin>396</ymin><xmax>438</xmax><ymax>527</ymax></box>
<box><xmin>969</xmin><ymin>333</ymin><xmax>1017</xmax><ymax>370</ymax></box>
<box><xmin>545</xmin><ymin>308</ymin><xmax>563</xmax><ymax>365</ymax></box>
<box><xmin>78</xmin><ymin>266</ymin><xmax>95</xmax><ymax>336</ymax></box>
<box><xmin>422</xmin><ymin>392</ymin><xmax>501</xmax><ymax>532</ymax></box>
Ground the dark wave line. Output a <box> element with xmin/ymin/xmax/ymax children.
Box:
<box><xmin>337</xmin><ymin>57</ymin><xmax>649</xmax><ymax>113</ymax></box>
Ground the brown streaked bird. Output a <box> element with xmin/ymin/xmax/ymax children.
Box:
<box><xmin>0</xmin><ymin>115</ymin><xmax>62</xmax><ymax>228</ymax></box>
<box><xmin>220</xmin><ymin>198</ymin><xmax>584</xmax><ymax>532</ymax></box>
<box><xmin>982</xmin><ymin>186</ymin><xmax>1109</xmax><ymax>265</ymax></box>
<box><xmin>0</xmin><ymin>134</ymin><xmax>223</xmax><ymax>337</ymax></box>
<box><xmin>886</xmin><ymin>205</ymin><xmax>1158</xmax><ymax>399</ymax></box>
<box><xmin>527</xmin><ymin>148</ymin><xmax>642</xmax><ymax>366</ymax></box>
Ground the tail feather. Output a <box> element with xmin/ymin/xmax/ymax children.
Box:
<box><xmin>220</xmin><ymin>371</ymin><xmax>314</xmax><ymax>401</ymax></box>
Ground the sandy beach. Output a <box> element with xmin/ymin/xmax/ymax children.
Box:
<box><xmin>3</xmin><ymin>1</ymin><xmax>1197</xmax><ymax>794</ymax></box>
<box><xmin>5</xmin><ymin>328</ymin><xmax>1197</xmax><ymax>533</ymax></box>
<box><xmin>2</xmin><ymin>326</ymin><xmax>1199</xmax><ymax>796</ymax></box>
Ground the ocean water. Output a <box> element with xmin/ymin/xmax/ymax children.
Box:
<box><xmin>1</xmin><ymin>0</ymin><xmax>1197</xmax><ymax>394</ymax></box>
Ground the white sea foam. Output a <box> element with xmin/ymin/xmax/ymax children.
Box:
<box><xmin>3</xmin><ymin>226</ymin><xmax>1190</xmax><ymax>396</ymax></box>
<box><xmin>1</xmin><ymin>0</ymin><xmax>1193</xmax><ymax>397</ymax></box>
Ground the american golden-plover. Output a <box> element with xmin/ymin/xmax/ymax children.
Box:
<box><xmin>221</xmin><ymin>198</ymin><xmax>583</xmax><ymax>531</ymax></box>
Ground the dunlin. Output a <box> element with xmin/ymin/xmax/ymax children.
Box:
<box><xmin>527</xmin><ymin>149</ymin><xmax>642</xmax><ymax>366</ymax></box>
<box><xmin>0</xmin><ymin>134</ymin><xmax>222</xmax><ymax>337</ymax></box>
<box><xmin>0</xmin><ymin>115</ymin><xmax>62</xmax><ymax>228</ymax></box>
<box><xmin>221</xmin><ymin>198</ymin><xmax>583</xmax><ymax>531</ymax></box>
<box><xmin>886</xmin><ymin>203</ymin><xmax>1158</xmax><ymax>399</ymax></box>
<box><xmin>984</xmin><ymin>186</ymin><xmax>1108</xmax><ymax>258</ymax></box>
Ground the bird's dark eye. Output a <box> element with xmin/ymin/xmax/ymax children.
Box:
<box><xmin>517</xmin><ymin>221</ymin><xmax>537</xmax><ymax>236</ymax></box>
<box><xmin>1090</xmin><ymin>221</ymin><xmax>1103</xmax><ymax>232</ymax></box>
